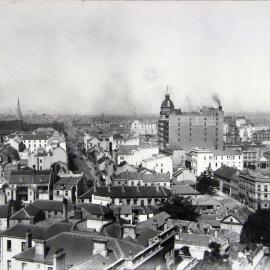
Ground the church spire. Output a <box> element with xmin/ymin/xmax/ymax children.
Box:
<box><xmin>16</xmin><ymin>98</ymin><xmax>23</xmax><ymax>120</ymax></box>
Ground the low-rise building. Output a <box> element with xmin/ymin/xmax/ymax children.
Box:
<box><xmin>142</xmin><ymin>154</ymin><xmax>173</xmax><ymax>177</ymax></box>
<box><xmin>28</xmin><ymin>146</ymin><xmax>67</xmax><ymax>171</ymax></box>
<box><xmin>53</xmin><ymin>173</ymin><xmax>85</xmax><ymax>203</ymax></box>
<box><xmin>6</xmin><ymin>169</ymin><xmax>53</xmax><ymax>203</ymax></box>
<box><xmin>130</xmin><ymin>119</ymin><xmax>157</xmax><ymax>135</ymax></box>
<box><xmin>186</xmin><ymin>147</ymin><xmax>243</xmax><ymax>176</ymax></box>
<box><xmin>79</xmin><ymin>185</ymin><xmax>171</xmax><ymax>206</ymax></box>
<box><xmin>116</xmin><ymin>145</ymin><xmax>159</xmax><ymax>166</ymax></box>
<box><xmin>112</xmin><ymin>171</ymin><xmax>171</xmax><ymax>188</ymax></box>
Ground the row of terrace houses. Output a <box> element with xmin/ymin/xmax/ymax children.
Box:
<box><xmin>6</xmin><ymin>169</ymin><xmax>86</xmax><ymax>204</ymax></box>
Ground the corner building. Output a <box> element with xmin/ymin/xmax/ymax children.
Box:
<box><xmin>158</xmin><ymin>94</ymin><xmax>224</xmax><ymax>151</ymax></box>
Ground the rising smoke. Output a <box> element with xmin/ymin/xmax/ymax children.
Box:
<box><xmin>212</xmin><ymin>93</ymin><xmax>221</xmax><ymax>107</ymax></box>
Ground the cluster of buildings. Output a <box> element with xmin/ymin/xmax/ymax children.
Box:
<box><xmin>0</xmin><ymin>96</ymin><xmax>270</xmax><ymax>270</ymax></box>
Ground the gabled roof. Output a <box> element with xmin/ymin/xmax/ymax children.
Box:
<box><xmin>10</xmin><ymin>204</ymin><xmax>42</xmax><ymax>220</ymax></box>
<box><xmin>80</xmin><ymin>186</ymin><xmax>171</xmax><ymax>200</ymax></box>
<box><xmin>220</xmin><ymin>214</ymin><xmax>243</xmax><ymax>225</ymax></box>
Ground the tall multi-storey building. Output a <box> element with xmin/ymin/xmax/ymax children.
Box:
<box><xmin>158</xmin><ymin>94</ymin><xmax>175</xmax><ymax>150</ymax></box>
<box><xmin>158</xmin><ymin>93</ymin><xmax>224</xmax><ymax>151</ymax></box>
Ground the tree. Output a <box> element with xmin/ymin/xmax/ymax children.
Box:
<box><xmin>18</xmin><ymin>142</ymin><xmax>26</xmax><ymax>152</ymax></box>
<box><xmin>196</xmin><ymin>169</ymin><xmax>218</xmax><ymax>195</ymax></box>
<box><xmin>160</xmin><ymin>195</ymin><xmax>199</xmax><ymax>221</ymax></box>
<box><xmin>240</xmin><ymin>207</ymin><xmax>270</xmax><ymax>246</ymax></box>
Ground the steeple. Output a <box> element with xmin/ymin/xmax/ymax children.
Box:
<box><xmin>16</xmin><ymin>98</ymin><xmax>23</xmax><ymax>121</ymax></box>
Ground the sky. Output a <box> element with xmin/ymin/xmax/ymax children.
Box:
<box><xmin>1</xmin><ymin>1</ymin><xmax>270</xmax><ymax>115</ymax></box>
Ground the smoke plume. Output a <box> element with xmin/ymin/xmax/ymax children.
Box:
<box><xmin>212</xmin><ymin>93</ymin><xmax>221</xmax><ymax>107</ymax></box>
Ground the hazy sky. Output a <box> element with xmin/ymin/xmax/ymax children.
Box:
<box><xmin>1</xmin><ymin>1</ymin><xmax>270</xmax><ymax>115</ymax></box>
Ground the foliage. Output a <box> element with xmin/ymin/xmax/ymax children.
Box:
<box><xmin>18</xmin><ymin>142</ymin><xmax>26</xmax><ymax>152</ymax></box>
<box><xmin>196</xmin><ymin>169</ymin><xmax>218</xmax><ymax>195</ymax></box>
<box><xmin>240</xmin><ymin>207</ymin><xmax>270</xmax><ymax>246</ymax></box>
<box><xmin>8</xmin><ymin>199</ymin><xmax>23</xmax><ymax>213</ymax></box>
<box><xmin>160</xmin><ymin>195</ymin><xmax>199</xmax><ymax>221</ymax></box>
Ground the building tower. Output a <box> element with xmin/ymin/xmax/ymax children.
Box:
<box><xmin>16</xmin><ymin>98</ymin><xmax>23</xmax><ymax>121</ymax></box>
<box><xmin>158</xmin><ymin>93</ymin><xmax>175</xmax><ymax>150</ymax></box>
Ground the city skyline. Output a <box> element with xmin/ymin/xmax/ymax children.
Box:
<box><xmin>1</xmin><ymin>1</ymin><xmax>270</xmax><ymax>114</ymax></box>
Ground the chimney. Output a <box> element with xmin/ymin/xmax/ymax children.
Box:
<box><xmin>136</xmin><ymin>185</ymin><xmax>140</xmax><ymax>192</ymax></box>
<box><xmin>62</xmin><ymin>198</ymin><xmax>68</xmax><ymax>222</ymax></box>
<box><xmin>30</xmin><ymin>216</ymin><xmax>35</xmax><ymax>225</ymax></box>
<box><xmin>121</xmin><ymin>184</ymin><xmax>125</xmax><ymax>193</ymax></box>
<box><xmin>53</xmin><ymin>248</ymin><xmax>66</xmax><ymax>270</ymax></box>
<box><xmin>108</xmin><ymin>185</ymin><xmax>111</xmax><ymax>192</ymax></box>
<box><xmin>121</xmin><ymin>224</ymin><xmax>137</xmax><ymax>240</ymax></box>
<box><xmin>35</xmin><ymin>239</ymin><xmax>46</xmax><ymax>258</ymax></box>
<box><xmin>152</xmin><ymin>218</ymin><xmax>158</xmax><ymax>230</ymax></box>
<box><xmin>25</xmin><ymin>231</ymin><xmax>32</xmax><ymax>249</ymax></box>
<box><xmin>156</xmin><ymin>185</ymin><xmax>160</xmax><ymax>192</ymax></box>
<box><xmin>93</xmin><ymin>238</ymin><xmax>108</xmax><ymax>257</ymax></box>
<box><xmin>93</xmin><ymin>185</ymin><xmax>97</xmax><ymax>192</ymax></box>
<box><xmin>74</xmin><ymin>207</ymin><xmax>83</xmax><ymax>220</ymax></box>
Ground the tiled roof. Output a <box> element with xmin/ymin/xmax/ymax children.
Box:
<box><xmin>0</xmin><ymin>222</ymin><xmax>72</xmax><ymax>239</ymax></box>
<box><xmin>32</xmin><ymin>200</ymin><xmax>73</xmax><ymax>212</ymax></box>
<box><xmin>117</xmin><ymin>145</ymin><xmax>139</xmax><ymax>155</ymax></box>
<box><xmin>10</xmin><ymin>204</ymin><xmax>42</xmax><ymax>220</ymax></box>
<box><xmin>9</xmin><ymin>170</ymin><xmax>52</xmax><ymax>185</ymax></box>
<box><xmin>113</xmin><ymin>172</ymin><xmax>170</xmax><ymax>182</ymax></box>
<box><xmin>54</xmin><ymin>175</ymin><xmax>82</xmax><ymax>190</ymax></box>
<box><xmin>171</xmin><ymin>185</ymin><xmax>199</xmax><ymax>195</ymax></box>
<box><xmin>14</xmin><ymin>231</ymin><xmax>144</xmax><ymax>266</ymax></box>
<box><xmin>213</xmin><ymin>166</ymin><xmax>238</xmax><ymax>180</ymax></box>
<box><xmin>79</xmin><ymin>203</ymin><xmax>112</xmax><ymax>216</ymax></box>
<box><xmin>80</xmin><ymin>186</ymin><xmax>171</xmax><ymax>199</ymax></box>
<box><xmin>177</xmin><ymin>232</ymin><xmax>214</xmax><ymax>247</ymax></box>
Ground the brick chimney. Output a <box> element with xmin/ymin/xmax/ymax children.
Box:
<box><xmin>53</xmin><ymin>248</ymin><xmax>66</xmax><ymax>270</ymax></box>
<box><xmin>74</xmin><ymin>206</ymin><xmax>82</xmax><ymax>220</ymax></box>
<box><xmin>93</xmin><ymin>238</ymin><xmax>108</xmax><ymax>257</ymax></box>
<box><xmin>25</xmin><ymin>230</ymin><xmax>32</xmax><ymax>249</ymax></box>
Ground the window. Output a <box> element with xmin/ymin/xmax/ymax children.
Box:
<box><xmin>65</xmin><ymin>191</ymin><xmax>68</xmax><ymax>196</ymax></box>
<box><xmin>264</xmin><ymin>185</ymin><xmax>268</xmax><ymax>192</ymax></box>
<box><xmin>134</xmin><ymin>199</ymin><xmax>138</xmax><ymax>205</ymax></box>
<box><xmin>7</xmin><ymin>240</ymin><xmax>11</xmax><ymax>251</ymax></box>
<box><xmin>56</xmin><ymin>191</ymin><xmax>59</xmax><ymax>196</ymax></box>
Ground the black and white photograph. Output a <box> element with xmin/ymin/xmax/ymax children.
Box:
<box><xmin>0</xmin><ymin>1</ymin><xmax>270</xmax><ymax>269</ymax></box>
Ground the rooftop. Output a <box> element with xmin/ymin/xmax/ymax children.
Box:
<box><xmin>80</xmin><ymin>185</ymin><xmax>171</xmax><ymax>200</ymax></box>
